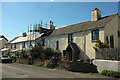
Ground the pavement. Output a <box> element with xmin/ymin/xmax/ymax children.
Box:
<box><xmin>2</xmin><ymin>63</ymin><xmax>115</xmax><ymax>78</ymax></box>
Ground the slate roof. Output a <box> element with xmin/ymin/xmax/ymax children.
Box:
<box><xmin>67</xmin><ymin>43</ymin><xmax>80</xmax><ymax>53</ymax></box>
<box><xmin>49</xmin><ymin>13</ymin><xmax>118</xmax><ymax>36</ymax></box>
<box><xmin>11</xmin><ymin>33</ymin><xmax>43</xmax><ymax>43</ymax></box>
<box><xmin>0</xmin><ymin>35</ymin><xmax>8</xmax><ymax>41</ymax></box>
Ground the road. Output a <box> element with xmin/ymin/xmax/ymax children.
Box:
<box><xmin>2</xmin><ymin>63</ymin><xmax>113</xmax><ymax>78</ymax></box>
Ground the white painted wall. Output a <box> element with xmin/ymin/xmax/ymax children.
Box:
<box><xmin>43</xmin><ymin>27</ymin><xmax>104</xmax><ymax>60</ymax></box>
<box><xmin>93</xmin><ymin>59</ymin><xmax>120</xmax><ymax>73</ymax></box>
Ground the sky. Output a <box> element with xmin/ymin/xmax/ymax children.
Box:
<box><xmin>2</xmin><ymin>2</ymin><xmax>118</xmax><ymax>41</ymax></box>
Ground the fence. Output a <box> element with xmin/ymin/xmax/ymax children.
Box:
<box><xmin>95</xmin><ymin>48</ymin><xmax>119</xmax><ymax>60</ymax></box>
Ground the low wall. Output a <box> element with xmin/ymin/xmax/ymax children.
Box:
<box><xmin>95</xmin><ymin>48</ymin><xmax>119</xmax><ymax>60</ymax></box>
<box><xmin>58</xmin><ymin>61</ymin><xmax>98</xmax><ymax>73</ymax></box>
<box><xmin>93</xmin><ymin>59</ymin><xmax>120</xmax><ymax>73</ymax></box>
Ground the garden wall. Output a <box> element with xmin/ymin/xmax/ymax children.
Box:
<box><xmin>93</xmin><ymin>59</ymin><xmax>120</xmax><ymax>73</ymax></box>
<box><xmin>58</xmin><ymin>61</ymin><xmax>98</xmax><ymax>73</ymax></box>
<box><xmin>95</xmin><ymin>48</ymin><xmax>119</xmax><ymax>60</ymax></box>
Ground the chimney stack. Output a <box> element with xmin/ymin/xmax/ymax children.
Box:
<box><xmin>48</xmin><ymin>21</ymin><xmax>55</xmax><ymax>30</ymax></box>
<box><xmin>91</xmin><ymin>8</ymin><xmax>101</xmax><ymax>21</ymax></box>
<box><xmin>22</xmin><ymin>33</ymin><xmax>27</xmax><ymax>37</ymax></box>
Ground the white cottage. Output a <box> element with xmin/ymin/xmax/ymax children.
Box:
<box><xmin>38</xmin><ymin>8</ymin><xmax>120</xmax><ymax>62</ymax></box>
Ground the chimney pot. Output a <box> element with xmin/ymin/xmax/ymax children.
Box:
<box><xmin>95</xmin><ymin>8</ymin><xmax>99</xmax><ymax>10</ymax></box>
<box><xmin>50</xmin><ymin>21</ymin><xmax>52</xmax><ymax>24</ymax></box>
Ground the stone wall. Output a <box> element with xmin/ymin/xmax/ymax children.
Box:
<box><xmin>95</xmin><ymin>48</ymin><xmax>119</xmax><ymax>60</ymax></box>
<box><xmin>58</xmin><ymin>61</ymin><xmax>98</xmax><ymax>73</ymax></box>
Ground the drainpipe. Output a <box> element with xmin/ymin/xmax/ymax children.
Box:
<box><xmin>83</xmin><ymin>30</ymin><xmax>86</xmax><ymax>63</ymax></box>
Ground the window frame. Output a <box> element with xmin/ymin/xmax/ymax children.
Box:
<box><xmin>91</xmin><ymin>29</ymin><xmax>99</xmax><ymax>41</ymax></box>
<box><xmin>22</xmin><ymin>42</ymin><xmax>25</xmax><ymax>48</ymax></box>
<box><xmin>42</xmin><ymin>38</ymin><xmax>45</xmax><ymax>46</ymax></box>
<box><xmin>68</xmin><ymin>33</ymin><xmax>74</xmax><ymax>43</ymax></box>
<box><xmin>56</xmin><ymin>41</ymin><xmax>59</xmax><ymax>50</ymax></box>
<box><xmin>14</xmin><ymin>43</ymin><xmax>16</xmax><ymax>49</ymax></box>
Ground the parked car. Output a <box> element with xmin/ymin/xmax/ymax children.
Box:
<box><xmin>0</xmin><ymin>55</ymin><xmax>12</xmax><ymax>63</ymax></box>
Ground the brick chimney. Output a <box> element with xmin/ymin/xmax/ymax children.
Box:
<box><xmin>48</xmin><ymin>21</ymin><xmax>55</xmax><ymax>30</ymax></box>
<box><xmin>91</xmin><ymin>8</ymin><xmax>101</xmax><ymax>21</ymax></box>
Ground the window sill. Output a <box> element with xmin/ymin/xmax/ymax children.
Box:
<box><xmin>91</xmin><ymin>40</ymin><xmax>98</xmax><ymax>43</ymax></box>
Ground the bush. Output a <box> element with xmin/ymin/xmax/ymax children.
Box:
<box><xmin>33</xmin><ymin>62</ymin><xmax>44</xmax><ymax>67</ymax></box>
<box><xmin>100</xmin><ymin>70</ymin><xmax>120</xmax><ymax>78</ymax></box>
<box><xmin>17</xmin><ymin>50</ymin><xmax>28</xmax><ymax>59</ymax></box>
<box><xmin>30</xmin><ymin>42</ymin><xmax>43</xmax><ymax>59</ymax></box>
<box><xmin>43</xmin><ymin>48</ymin><xmax>61</xmax><ymax>60</ymax></box>
<box><xmin>93</xmin><ymin>40</ymin><xmax>109</xmax><ymax>50</ymax></box>
<box><xmin>46</xmin><ymin>60</ymin><xmax>55</xmax><ymax>69</ymax></box>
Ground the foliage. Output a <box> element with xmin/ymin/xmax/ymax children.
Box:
<box><xmin>15</xmin><ymin>51</ymin><xmax>20</xmax><ymax>58</ymax></box>
<box><xmin>100</xmin><ymin>70</ymin><xmax>120</xmax><ymax>78</ymax></box>
<box><xmin>33</xmin><ymin>61</ymin><xmax>44</xmax><ymax>67</ymax></box>
<box><xmin>15</xmin><ymin>50</ymin><xmax>28</xmax><ymax>59</ymax></box>
<box><xmin>93</xmin><ymin>40</ymin><xmax>109</xmax><ymax>50</ymax></box>
<box><xmin>30</xmin><ymin>42</ymin><xmax>44</xmax><ymax>59</ymax></box>
<box><xmin>43</xmin><ymin>48</ymin><xmax>61</xmax><ymax>60</ymax></box>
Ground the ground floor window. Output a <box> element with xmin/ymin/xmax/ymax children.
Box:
<box><xmin>56</xmin><ymin>41</ymin><xmax>59</xmax><ymax>50</ymax></box>
<box><xmin>42</xmin><ymin>38</ymin><xmax>45</xmax><ymax>46</ymax></box>
<box><xmin>110</xmin><ymin>35</ymin><xmax>114</xmax><ymax>48</ymax></box>
<box><xmin>106</xmin><ymin>36</ymin><xmax>109</xmax><ymax>44</ymax></box>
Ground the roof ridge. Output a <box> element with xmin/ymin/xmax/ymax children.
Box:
<box><xmin>55</xmin><ymin>13</ymin><xmax>118</xmax><ymax>31</ymax></box>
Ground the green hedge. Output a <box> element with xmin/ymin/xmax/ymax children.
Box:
<box><xmin>100</xmin><ymin>70</ymin><xmax>120</xmax><ymax>78</ymax></box>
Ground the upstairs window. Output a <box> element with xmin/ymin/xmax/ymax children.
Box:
<box><xmin>92</xmin><ymin>29</ymin><xmax>99</xmax><ymax>41</ymax></box>
<box><xmin>14</xmin><ymin>43</ymin><xmax>16</xmax><ymax>49</ymax></box>
<box><xmin>68</xmin><ymin>33</ymin><xmax>74</xmax><ymax>43</ymax></box>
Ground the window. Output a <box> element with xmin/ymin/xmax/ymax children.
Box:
<box><xmin>118</xmin><ymin>31</ymin><xmax>120</xmax><ymax>37</ymax></box>
<box><xmin>14</xmin><ymin>43</ymin><xmax>16</xmax><ymax>49</ymax></box>
<box><xmin>11</xmin><ymin>44</ymin><xmax>12</xmax><ymax>49</ymax></box>
<box><xmin>106</xmin><ymin>36</ymin><xmax>109</xmax><ymax>44</ymax></box>
<box><xmin>110</xmin><ymin>35</ymin><xmax>114</xmax><ymax>48</ymax></box>
<box><xmin>22</xmin><ymin>42</ymin><xmax>25</xmax><ymax>48</ymax></box>
<box><xmin>30</xmin><ymin>41</ymin><xmax>32</xmax><ymax>47</ymax></box>
<box><xmin>68</xmin><ymin>33</ymin><xmax>74</xmax><ymax>43</ymax></box>
<box><xmin>56</xmin><ymin>41</ymin><xmax>59</xmax><ymax>50</ymax></box>
<box><xmin>92</xmin><ymin>29</ymin><xmax>99</xmax><ymax>41</ymax></box>
<box><xmin>42</xmin><ymin>38</ymin><xmax>45</xmax><ymax>46</ymax></box>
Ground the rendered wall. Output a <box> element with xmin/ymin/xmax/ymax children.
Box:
<box><xmin>44</xmin><ymin>27</ymin><xmax>104</xmax><ymax>60</ymax></box>
<box><xmin>93</xmin><ymin>59</ymin><xmax>120</xmax><ymax>73</ymax></box>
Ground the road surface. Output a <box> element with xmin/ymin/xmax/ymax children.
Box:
<box><xmin>2</xmin><ymin>63</ymin><xmax>113</xmax><ymax>78</ymax></box>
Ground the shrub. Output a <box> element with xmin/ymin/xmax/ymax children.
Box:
<box><xmin>46</xmin><ymin>60</ymin><xmax>55</xmax><ymax>69</ymax></box>
<box><xmin>100</xmin><ymin>70</ymin><xmax>120</xmax><ymax>78</ymax></box>
<box><xmin>43</xmin><ymin>48</ymin><xmax>61</xmax><ymax>60</ymax></box>
<box><xmin>33</xmin><ymin>61</ymin><xmax>44</xmax><ymax>67</ymax></box>
<box><xmin>30</xmin><ymin>42</ymin><xmax>44</xmax><ymax>59</ymax></box>
<box><xmin>93</xmin><ymin>40</ymin><xmax>109</xmax><ymax>50</ymax></box>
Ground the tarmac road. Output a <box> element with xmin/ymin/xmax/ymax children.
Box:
<box><xmin>2</xmin><ymin>63</ymin><xmax>114</xmax><ymax>78</ymax></box>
